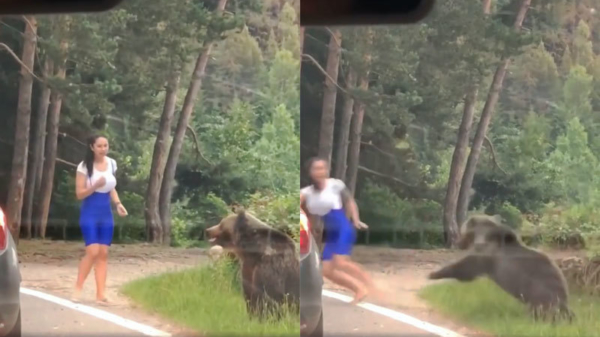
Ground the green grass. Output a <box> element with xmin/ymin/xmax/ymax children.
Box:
<box><xmin>121</xmin><ymin>259</ymin><xmax>299</xmax><ymax>337</ymax></box>
<box><xmin>419</xmin><ymin>278</ymin><xmax>600</xmax><ymax>337</ymax></box>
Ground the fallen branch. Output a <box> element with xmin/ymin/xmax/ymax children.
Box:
<box><xmin>301</xmin><ymin>53</ymin><xmax>348</xmax><ymax>95</ymax></box>
<box><xmin>0</xmin><ymin>42</ymin><xmax>41</xmax><ymax>81</ymax></box>
<box><xmin>358</xmin><ymin>165</ymin><xmax>416</xmax><ymax>187</ymax></box>
<box><xmin>324</xmin><ymin>27</ymin><xmax>342</xmax><ymax>48</ymax></box>
<box><xmin>360</xmin><ymin>141</ymin><xmax>396</xmax><ymax>158</ymax></box>
<box><xmin>0</xmin><ymin>137</ymin><xmax>77</xmax><ymax>168</ymax></box>
<box><xmin>55</xmin><ymin>157</ymin><xmax>78</xmax><ymax>168</ymax></box>
<box><xmin>483</xmin><ymin>136</ymin><xmax>508</xmax><ymax>175</ymax></box>
<box><xmin>186</xmin><ymin>125</ymin><xmax>213</xmax><ymax>166</ymax></box>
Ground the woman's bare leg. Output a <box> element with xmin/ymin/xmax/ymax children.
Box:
<box><xmin>322</xmin><ymin>260</ymin><xmax>367</xmax><ymax>297</ymax></box>
<box><xmin>333</xmin><ymin>255</ymin><xmax>374</xmax><ymax>289</ymax></box>
<box><xmin>94</xmin><ymin>245</ymin><xmax>109</xmax><ymax>302</ymax></box>
<box><xmin>323</xmin><ymin>259</ymin><xmax>368</xmax><ymax>304</ymax></box>
<box><xmin>74</xmin><ymin>244</ymin><xmax>100</xmax><ymax>301</ymax></box>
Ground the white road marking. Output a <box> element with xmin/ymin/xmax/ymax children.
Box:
<box><xmin>20</xmin><ymin>287</ymin><xmax>171</xmax><ymax>337</ymax></box>
<box><xmin>322</xmin><ymin>290</ymin><xmax>465</xmax><ymax>337</ymax></box>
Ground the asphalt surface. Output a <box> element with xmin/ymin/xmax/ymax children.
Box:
<box><xmin>323</xmin><ymin>297</ymin><xmax>437</xmax><ymax>337</ymax></box>
<box><xmin>21</xmin><ymin>289</ymin><xmax>439</xmax><ymax>337</ymax></box>
<box><xmin>21</xmin><ymin>293</ymin><xmax>146</xmax><ymax>337</ymax></box>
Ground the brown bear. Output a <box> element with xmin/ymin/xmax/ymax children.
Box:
<box><xmin>456</xmin><ymin>214</ymin><xmax>515</xmax><ymax>250</ymax></box>
<box><xmin>430</xmin><ymin>215</ymin><xmax>574</xmax><ymax>322</ymax></box>
<box><xmin>205</xmin><ymin>209</ymin><xmax>300</xmax><ymax>319</ymax></box>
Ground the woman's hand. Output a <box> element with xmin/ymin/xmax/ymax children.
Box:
<box><xmin>352</xmin><ymin>218</ymin><xmax>369</xmax><ymax>230</ymax></box>
<box><xmin>116</xmin><ymin>203</ymin><xmax>128</xmax><ymax>217</ymax></box>
<box><xmin>93</xmin><ymin>176</ymin><xmax>106</xmax><ymax>189</ymax></box>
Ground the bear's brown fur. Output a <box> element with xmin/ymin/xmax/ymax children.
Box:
<box><xmin>431</xmin><ymin>215</ymin><xmax>574</xmax><ymax>322</ymax></box>
<box><xmin>456</xmin><ymin>214</ymin><xmax>515</xmax><ymax>250</ymax></box>
<box><xmin>205</xmin><ymin>210</ymin><xmax>299</xmax><ymax>319</ymax></box>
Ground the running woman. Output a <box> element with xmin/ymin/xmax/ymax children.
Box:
<box><xmin>73</xmin><ymin>135</ymin><xmax>128</xmax><ymax>304</ymax></box>
<box><xmin>300</xmin><ymin>157</ymin><xmax>374</xmax><ymax>304</ymax></box>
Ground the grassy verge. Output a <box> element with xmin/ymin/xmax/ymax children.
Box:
<box><xmin>419</xmin><ymin>279</ymin><xmax>600</xmax><ymax>337</ymax></box>
<box><xmin>121</xmin><ymin>259</ymin><xmax>299</xmax><ymax>336</ymax></box>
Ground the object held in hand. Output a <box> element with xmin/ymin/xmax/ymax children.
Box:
<box><xmin>355</xmin><ymin>221</ymin><xmax>368</xmax><ymax>230</ymax></box>
<box><xmin>209</xmin><ymin>245</ymin><xmax>224</xmax><ymax>260</ymax></box>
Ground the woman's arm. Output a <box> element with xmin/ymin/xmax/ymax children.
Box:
<box><xmin>75</xmin><ymin>172</ymin><xmax>98</xmax><ymax>200</ymax></box>
<box><xmin>341</xmin><ymin>187</ymin><xmax>360</xmax><ymax>224</ymax></box>
<box><xmin>300</xmin><ymin>193</ymin><xmax>309</xmax><ymax>216</ymax></box>
<box><xmin>110</xmin><ymin>188</ymin><xmax>122</xmax><ymax>206</ymax></box>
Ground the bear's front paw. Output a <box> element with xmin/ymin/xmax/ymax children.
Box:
<box><xmin>428</xmin><ymin>271</ymin><xmax>440</xmax><ymax>280</ymax></box>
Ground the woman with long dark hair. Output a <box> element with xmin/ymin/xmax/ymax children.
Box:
<box><xmin>72</xmin><ymin>135</ymin><xmax>127</xmax><ymax>304</ymax></box>
<box><xmin>300</xmin><ymin>157</ymin><xmax>374</xmax><ymax>304</ymax></box>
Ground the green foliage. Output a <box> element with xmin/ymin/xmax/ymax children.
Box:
<box><xmin>298</xmin><ymin>0</ymin><xmax>600</xmax><ymax>253</ymax></box>
<box><xmin>171</xmin><ymin>193</ymin><xmax>230</xmax><ymax>247</ymax></box>
<box><xmin>357</xmin><ymin>181</ymin><xmax>443</xmax><ymax>247</ymax></box>
<box><xmin>0</xmin><ymin>1</ymin><xmax>300</xmax><ymax>246</ymax></box>
<box><xmin>538</xmin><ymin>203</ymin><xmax>600</xmax><ymax>248</ymax></box>
<box><xmin>114</xmin><ymin>191</ymin><xmax>146</xmax><ymax>243</ymax></box>
<box><xmin>245</xmin><ymin>191</ymin><xmax>299</xmax><ymax>239</ymax></box>
<box><xmin>487</xmin><ymin>201</ymin><xmax>523</xmax><ymax>230</ymax></box>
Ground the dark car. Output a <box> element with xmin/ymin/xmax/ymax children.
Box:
<box><xmin>300</xmin><ymin>211</ymin><xmax>323</xmax><ymax>337</ymax></box>
<box><xmin>0</xmin><ymin>207</ymin><xmax>21</xmax><ymax>337</ymax></box>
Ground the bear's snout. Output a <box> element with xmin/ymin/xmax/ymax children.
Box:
<box><xmin>205</xmin><ymin>225</ymin><xmax>221</xmax><ymax>244</ymax></box>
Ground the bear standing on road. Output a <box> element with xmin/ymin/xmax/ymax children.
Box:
<box><xmin>205</xmin><ymin>210</ymin><xmax>299</xmax><ymax>319</ymax></box>
<box><xmin>429</xmin><ymin>214</ymin><xmax>574</xmax><ymax>322</ymax></box>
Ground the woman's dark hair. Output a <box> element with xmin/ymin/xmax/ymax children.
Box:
<box><xmin>305</xmin><ymin>156</ymin><xmax>329</xmax><ymax>190</ymax></box>
<box><xmin>84</xmin><ymin>135</ymin><xmax>104</xmax><ymax>178</ymax></box>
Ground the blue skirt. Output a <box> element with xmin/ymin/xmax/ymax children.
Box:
<box><xmin>79</xmin><ymin>191</ymin><xmax>114</xmax><ymax>246</ymax></box>
<box><xmin>321</xmin><ymin>208</ymin><xmax>357</xmax><ymax>261</ymax></box>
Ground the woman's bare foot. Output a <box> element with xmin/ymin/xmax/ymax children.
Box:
<box><xmin>71</xmin><ymin>289</ymin><xmax>82</xmax><ymax>303</ymax></box>
<box><xmin>96</xmin><ymin>296</ymin><xmax>110</xmax><ymax>306</ymax></box>
<box><xmin>350</xmin><ymin>286</ymin><xmax>368</xmax><ymax>305</ymax></box>
<box><xmin>368</xmin><ymin>285</ymin><xmax>386</xmax><ymax>303</ymax></box>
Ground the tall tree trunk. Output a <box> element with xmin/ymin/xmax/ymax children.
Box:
<box><xmin>317</xmin><ymin>28</ymin><xmax>342</xmax><ymax>163</ymax></box>
<box><xmin>6</xmin><ymin>16</ymin><xmax>37</xmax><ymax>243</ymax></box>
<box><xmin>145</xmin><ymin>71</ymin><xmax>180</xmax><ymax>243</ymax></box>
<box><xmin>346</xmin><ymin>29</ymin><xmax>373</xmax><ymax>195</ymax></box>
<box><xmin>483</xmin><ymin>0</ymin><xmax>492</xmax><ymax>14</ymax></box>
<box><xmin>442</xmin><ymin>0</ymin><xmax>492</xmax><ymax>247</ymax></box>
<box><xmin>442</xmin><ymin>86</ymin><xmax>478</xmax><ymax>247</ymax></box>
<box><xmin>456</xmin><ymin>0</ymin><xmax>531</xmax><ymax>227</ymax></box>
<box><xmin>158</xmin><ymin>0</ymin><xmax>227</xmax><ymax>245</ymax></box>
<box><xmin>333</xmin><ymin>67</ymin><xmax>356</xmax><ymax>180</ymax></box>
<box><xmin>300</xmin><ymin>26</ymin><xmax>305</xmax><ymax>54</ymax></box>
<box><xmin>36</xmin><ymin>38</ymin><xmax>68</xmax><ymax>240</ymax></box>
<box><xmin>23</xmin><ymin>58</ymin><xmax>53</xmax><ymax>239</ymax></box>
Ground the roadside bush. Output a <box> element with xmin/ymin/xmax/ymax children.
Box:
<box><xmin>245</xmin><ymin>191</ymin><xmax>299</xmax><ymax>240</ymax></box>
<box><xmin>171</xmin><ymin>192</ymin><xmax>230</xmax><ymax>247</ymax></box>
<box><xmin>357</xmin><ymin>180</ymin><xmax>443</xmax><ymax>247</ymax></box>
<box><xmin>538</xmin><ymin>203</ymin><xmax>600</xmax><ymax>248</ymax></box>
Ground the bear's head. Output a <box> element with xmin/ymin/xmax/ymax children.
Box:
<box><xmin>205</xmin><ymin>209</ymin><xmax>295</xmax><ymax>258</ymax></box>
<box><xmin>457</xmin><ymin>214</ymin><xmax>519</xmax><ymax>251</ymax></box>
<box><xmin>205</xmin><ymin>212</ymin><xmax>239</xmax><ymax>249</ymax></box>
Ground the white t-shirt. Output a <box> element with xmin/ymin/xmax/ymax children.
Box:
<box><xmin>300</xmin><ymin>178</ymin><xmax>346</xmax><ymax>216</ymax></box>
<box><xmin>76</xmin><ymin>157</ymin><xmax>118</xmax><ymax>194</ymax></box>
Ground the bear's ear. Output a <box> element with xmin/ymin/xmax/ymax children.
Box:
<box><xmin>486</xmin><ymin>226</ymin><xmax>517</xmax><ymax>246</ymax></box>
<box><xmin>491</xmin><ymin>214</ymin><xmax>504</xmax><ymax>224</ymax></box>
<box><xmin>234</xmin><ymin>209</ymin><xmax>248</xmax><ymax>231</ymax></box>
<box><xmin>232</xmin><ymin>203</ymin><xmax>246</xmax><ymax>214</ymax></box>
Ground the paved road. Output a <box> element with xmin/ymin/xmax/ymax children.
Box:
<box><xmin>323</xmin><ymin>297</ymin><xmax>437</xmax><ymax>337</ymax></box>
<box><xmin>21</xmin><ymin>293</ymin><xmax>145</xmax><ymax>337</ymax></box>
<box><xmin>22</xmin><ymin>289</ymin><xmax>438</xmax><ymax>337</ymax></box>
